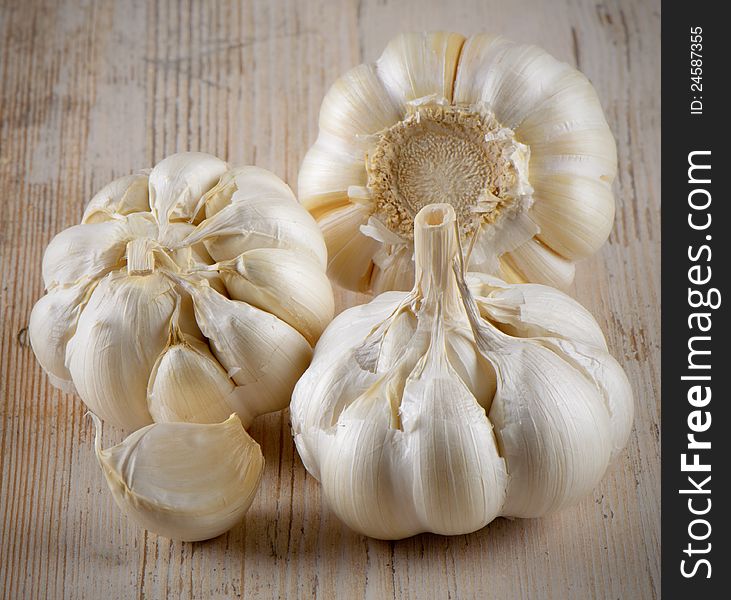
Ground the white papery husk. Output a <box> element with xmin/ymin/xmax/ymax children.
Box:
<box><xmin>299</xmin><ymin>32</ymin><xmax>617</xmax><ymax>292</ymax></box>
<box><xmin>291</xmin><ymin>203</ymin><xmax>633</xmax><ymax>540</ymax></box>
<box><xmin>92</xmin><ymin>413</ymin><xmax>264</xmax><ymax>542</ymax></box>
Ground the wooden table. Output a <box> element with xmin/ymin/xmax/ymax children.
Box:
<box><xmin>0</xmin><ymin>0</ymin><xmax>660</xmax><ymax>598</ymax></box>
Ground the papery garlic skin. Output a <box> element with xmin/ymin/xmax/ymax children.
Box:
<box><xmin>30</xmin><ymin>152</ymin><xmax>333</xmax><ymax>431</ymax></box>
<box><xmin>92</xmin><ymin>413</ymin><xmax>264</xmax><ymax>542</ymax></box>
<box><xmin>299</xmin><ymin>32</ymin><xmax>616</xmax><ymax>292</ymax></box>
<box><xmin>290</xmin><ymin>203</ymin><xmax>632</xmax><ymax>540</ymax></box>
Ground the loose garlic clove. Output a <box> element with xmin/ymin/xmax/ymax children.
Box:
<box><xmin>299</xmin><ymin>32</ymin><xmax>617</xmax><ymax>292</ymax></box>
<box><xmin>218</xmin><ymin>248</ymin><xmax>334</xmax><ymax>345</ymax></box>
<box><xmin>82</xmin><ymin>171</ymin><xmax>151</xmax><ymax>224</ymax></box>
<box><xmin>291</xmin><ymin>203</ymin><xmax>633</xmax><ymax>539</ymax></box>
<box><xmin>92</xmin><ymin>413</ymin><xmax>264</xmax><ymax>542</ymax></box>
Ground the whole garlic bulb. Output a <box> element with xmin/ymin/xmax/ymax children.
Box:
<box><xmin>30</xmin><ymin>152</ymin><xmax>333</xmax><ymax>431</ymax></box>
<box><xmin>290</xmin><ymin>203</ymin><xmax>632</xmax><ymax>540</ymax></box>
<box><xmin>299</xmin><ymin>32</ymin><xmax>617</xmax><ymax>292</ymax></box>
<box><xmin>92</xmin><ymin>413</ymin><xmax>264</xmax><ymax>542</ymax></box>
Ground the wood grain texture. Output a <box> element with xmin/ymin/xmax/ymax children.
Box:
<box><xmin>0</xmin><ymin>0</ymin><xmax>660</xmax><ymax>598</ymax></box>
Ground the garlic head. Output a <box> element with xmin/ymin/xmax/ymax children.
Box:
<box><xmin>290</xmin><ymin>203</ymin><xmax>632</xmax><ymax>540</ymax></box>
<box><xmin>299</xmin><ymin>32</ymin><xmax>617</xmax><ymax>292</ymax></box>
<box><xmin>30</xmin><ymin>153</ymin><xmax>333</xmax><ymax>431</ymax></box>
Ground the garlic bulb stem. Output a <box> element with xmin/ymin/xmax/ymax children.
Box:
<box><xmin>126</xmin><ymin>237</ymin><xmax>157</xmax><ymax>275</ymax></box>
<box><xmin>413</xmin><ymin>205</ymin><xmax>461</xmax><ymax>315</ymax></box>
<box><xmin>414</xmin><ymin>204</ymin><xmax>506</xmax><ymax>352</ymax></box>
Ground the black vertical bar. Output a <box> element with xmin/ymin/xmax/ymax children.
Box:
<box><xmin>661</xmin><ymin>2</ymin><xmax>729</xmax><ymax>597</ymax></box>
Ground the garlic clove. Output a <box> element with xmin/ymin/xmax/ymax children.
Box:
<box><xmin>515</xmin><ymin>78</ymin><xmax>616</xmax><ymax>182</ymax></box>
<box><xmin>298</xmin><ymin>134</ymin><xmax>367</xmax><ymax>217</ymax></box>
<box><xmin>527</xmin><ymin>130</ymin><xmax>617</xmax><ymax>183</ymax></box>
<box><xmin>185</xmin><ymin>281</ymin><xmax>312</xmax><ymax>417</ymax></box>
<box><xmin>184</xmin><ymin>192</ymin><xmax>327</xmax><ymax>269</ymax></box>
<box><xmin>41</xmin><ymin>213</ymin><xmax>157</xmax><ymax>289</ymax></box>
<box><xmin>487</xmin><ymin>340</ymin><xmax>613</xmax><ymax>517</ymax></box>
<box><xmin>377</xmin><ymin>31</ymin><xmax>465</xmax><ymax>105</ymax></box>
<box><xmin>499</xmin><ymin>239</ymin><xmax>576</xmax><ymax>289</ymax></box>
<box><xmin>82</xmin><ymin>171</ymin><xmax>151</xmax><ymax>224</ymax></box>
<box><xmin>318</xmin><ymin>202</ymin><xmax>379</xmax><ymax>292</ymax></box>
<box><xmin>319</xmin><ymin>371</ymin><xmax>420</xmax><ymax>539</ymax></box>
<box><xmin>291</xmin><ymin>292</ymin><xmax>406</xmax><ymax>468</ymax></box>
<box><xmin>370</xmin><ymin>244</ymin><xmax>415</xmax><ymax>294</ymax></box>
<box><xmin>147</xmin><ymin>333</ymin><xmax>248</xmax><ymax>426</ymax></box>
<box><xmin>530</xmin><ymin>173</ymin><xmax>615</xmax><ymax>260</ymax></box>
<box><xmin>28</xmin><ymin>278</ymin><xmax>95</xmax><ymax>393</ymax></box>
<box><xmin>541</xmin><ymin>337</ymin><xmax>634</xmax><ymax>459</ymax></box>
<box><xmin>162</xmin><ymin>222</ymin><xmax>228</xmax><ymax>298</ymax></box>
<box><xmin>203</xmin><ymin>166</ymin><xmax>298</xmax><ymax>219</ymax></box>
<box><xmin>468</xmin><ymin>273</ymin><xmax>607</xmax><ymax>350</ymax></box>
<box><xmin>450</xmin><ymin>33</ymin><xmax>507</xmax><ymax>108</ymax></box>
<box><xmin>92</xmin><ymin>413</ymin><xmax>264</xmax><ymax>542</ymax></box>
<box><xmin>455</xmin><ymin>265</ymin><xmax>614</xmax><ymax>518</ymax></box>
<box><xmin>444</xmin><ymin>324</ymin><xmax>497</xmax><ymax>411</ymax></box>
<box><xmin>454</xmin><ymin>35</ymin><xmax>576</xmax><ymax>128</ymax></box>
<box><xmin>319</xmin><ymin>63</ymin><xmax>402</xmax><ymax>145</ymax></box>
<box><xmin>400</xmin><ymin>336</ymin><xmax>507</xmax><ymax>536</ymax></box>
<box><xmin>219</xmin><ymin>248</ymin><xmax>334</xmax><ymax>345</ymax></box>
<box><xmin>66</xmin><ymin>271</ymin><xmax>177</xmax><ymax>431</ymax></box>
<box><xmin>148</xmin><ymin>152</ymin><xmax>228</xmax><ymax>231</ymax></box>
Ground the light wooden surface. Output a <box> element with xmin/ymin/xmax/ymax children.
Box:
<box><xmin>0</xmin><ymin>0</ymin><xmax>660</xmax><ymax>598</ymax></box>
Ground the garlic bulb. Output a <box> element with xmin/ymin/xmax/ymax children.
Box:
<box><xmin>290</xmin><ymin>203</ymin><xmax>632</xmax><ymax>540</ymax></box>
<box><xmin>30</xmin><ymin>153</ymin><xmax>333</xmax><ymax>431</ymax></box>
<box><xmin>299</xmin><ymin>32</ymin><xmax>617</xmax><ymax>292</ymax></box>
<box><xmin>92</xmin><ymin>413</ymin><xmax>264</xmax><ymax>542</ymax></box>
